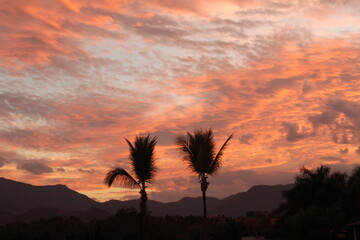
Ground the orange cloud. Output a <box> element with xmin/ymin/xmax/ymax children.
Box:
<box><xmin>1</xmin><ymin>0</ymin><xmax>360</xmax><ymax>202</ymax></box>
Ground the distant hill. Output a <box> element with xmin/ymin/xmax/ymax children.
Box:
<box><xmin>0</xmin><ymin>177</ymin><xmax>98</xmax><ymax>213</ymax></box>
<box><xmin>100</xmin><ymin>185</ymin><xmax>293</xmax><ymax>217</ymax></box>
<box><xmin>0</xmin><ymin>177</ymin><xmax>293</xmax><ymax>224</ymax></box>
<box><xmin>210</xmin><ymin>184</ymin><xmax>293</xmax><ymax>216</ymax></box>
<box><xmin>95</xmin><ymin>197</ymin><xmax>221</xmax><ymax>217</ymax></box>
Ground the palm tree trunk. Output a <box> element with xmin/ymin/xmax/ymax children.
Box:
<box><xmin>200</xmin><ymin>175</ymin><xmax>209</xmax><ymax>240</ymax></box>
<box><xmin>202</xmin><ymin>186</ymin><xmax>207</xmax><ymax>219</ymax></box>
<box><xmin>200</xmin><ymin>174</ymin><xmax>209</xmax><ymax>218</ymax></box>
<box><xmin>140</xmin><ymin>183</ymin><xmax>148</xmax><ymax>240</ymax></box>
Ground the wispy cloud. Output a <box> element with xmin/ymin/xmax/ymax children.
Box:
<box><xmin>1</xmin><ymin>0</ymin><xmax>360</xmax><ymax>202</ymax></box>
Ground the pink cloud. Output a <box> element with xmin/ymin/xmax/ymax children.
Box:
<box><xmin>1</xmin><ymin>0</ymin><xmax>360</xmax><ymax>202</ymax></box>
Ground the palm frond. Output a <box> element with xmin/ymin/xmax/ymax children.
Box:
<box><xmin>210</xmin><ymin>133</ymin><xmax>233</xmax><ymax>175</ymax></box>
<box><xmin>176</xmin><ymin>134</ymin><xmax>198</xmax><ymax>172</ymax></box>
<box><xmin>126</xmin><ymin>134</ymin><xmax>157</xmax><ymax>183</ymax></box>
<box><xmin>176</xmin><ymin>135</ymin><xmax>191</xmax><ymax>156</ymax></box>
<box><xmin>197</xmin><ymin>129</ymin><xmax>215</xmax><ymax>174</ymax></box>
<box><xmin>104</xmin><ymin>168</ymin><xmax>139</xmax><ymax>189</ymax></box>
<box><xmin>177</xmin><ymin>129</ymin><xmax>232</xmax><ymax>176</ymax></box>
<box><xmin>125</xmin><ymin>138</ymin><xmax>136</xmax><ymax>155</ymax></box>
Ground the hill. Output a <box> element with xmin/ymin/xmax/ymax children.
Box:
<box><xmin>0</xmin><ymin>177</ymin><xmax>98</xmax><ymax>214</ymax></box>
<box><xmin>0</xmin><ymin>177</ymin><xmax>292</xmax><ymax>223</ymax></box>
<box><xmin>101</xmin><ymin>184</ymin><xmax>293</xmax><ymax>217</ymax></box>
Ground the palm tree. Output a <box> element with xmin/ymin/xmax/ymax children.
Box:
<box><xmin>276</xmin><ymin>165</ymin><xmax>348</xmax><ymax>239</ymax></box>
<box><xmin>176</xmin><ymin>129</ymin><xmax>233</xmax><ymax>219</ymax></box>
<box><xmin>105</xmin><ymin>134</ymin><xmax>157</xmax><ymax>240</ymax></box>
<box><xmin>280</xmin><ymin>165</ymin><xmax>346</xmax><ymax>215</ymax></box>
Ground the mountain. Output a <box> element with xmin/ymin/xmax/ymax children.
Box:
<box><xmin>151</xmin><ymin>196</ymin><xmax>221</xmax><ymax>216</ymax></box>
<box><xmin>101</xmin><ymin>185</ymin><xmax>293</xmax><ymax>217</ymax></box>
<box><xmin>101</xmin><ymin>197</ymin><xmax>222</xmax><ymax>217</ymax></box>
<box><xmin>210</xmin><ymin>184</ymin><xmax>293</xmax><ymax>216</ymax></box>
<box><xmin>0</xmin><ymin>177</ymin><xmax>292</xmax><ymax>223</ymax></box>
<box><xmin>0</xmin><ymin>177</ymin><xmax>98</xmax><ymax>214</ymax></box>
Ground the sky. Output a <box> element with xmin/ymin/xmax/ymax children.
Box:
<box><xmin>1</xmin><ymin>0</ymin><xmax>360</xmax><ymax>203</ymax></box>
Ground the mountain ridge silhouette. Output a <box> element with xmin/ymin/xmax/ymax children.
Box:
<box><xmin>0</xmin><ymin>177</ymin><xmax>292</xmax><ymax>223</ymax></box>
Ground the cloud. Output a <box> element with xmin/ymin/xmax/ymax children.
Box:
<box><xmin>144</xmin><ymin>0</ymin><xmax>261</xmax><ymax>16</ymax></box>
<box><xmin>150</xmin><ymin>130</ymin><xmax>176</xmax><ymax>146</ymax></box>
<box><xmin>303</xmin><ymin>98</ymin><xmax>360</xmax><ymax>144</ymax></box>
<box><xmin>326</xmin><ymin>98</ymin><xmax>360</xmax><ymax>128</ymax></box>
<box><xmin>356</xmin><ymin>147</ymin><xmax>360</xmax><ymax>154</ymax></box>
<box><xmin>0</xmin><ymin>157</ymin><xmax>7</xmax><ymax>168</ymax></box>
<box><xmin>0</xmin><ymin>93</ymin><xmax>55</xmax><ymax>120</ymax></box>
<box><xmin>0</xmin><ymin>150</ymin><xmax>40</xmax><ymax>170</ymax></box>
<box><xmin>339</xmin><ymin>73</ymin><xmax>360</xmax><ymax>83</ymax></box>
<box><xmin>308</xmin><ymin>111</ymin><xmax>339</xmax><ymax>128</ymax></box>
<box><xmin>332</xmin><ymin>132</ymin><xmax>352</xmax><ymax>144</ymax></box>
<box><xmin>239</xmin><ymin>133</ymin><xmax>254</xmax><ymax>144</ymax></box>
<box><xmin>17</xmin><ymin>161</ymin><xmax>53</xmax><ymax>175</ymax></box>
<box><xmin>113</xmin><ymin>13</ymin><xmax>190</xmax><ymax>41</ymax></box>
<box><xmin>0</xmin><ymin>90</ymin><xmax>162</xmax><ymax>153</ymax></box>
<box><xmin>0</xmin><ymin>128</ymin><xmax>52</xmax><ymax>150</ymax></box>
<box><xmin>77</xmin><ymin>168</ymin><xmax>96</xmax><ymax>174</ymax></box>
<box><xmin>319</xmin><ymin>156</ymin><xmax>345</xmax><ymax>163</ymax></box>
<box><xmin>304</xmin><ymin>97</ymin><xmax>360</xmax><ymax>145</ymax></box>
<box><xmin>302</xmin><ymin>80</ymin><xmax>315</xmax><ymax>94</ymax></box>
<box><xmin>1</xmin><ymin>0</ymin><xmax>360</xmax><ymax>203</ymax></box>
<box><xmin>282</xmin><ymin>122</ymin><xmax>313</xmax><ymax>142</ymax></box>
<box><xmin>256</xmin><ymin>75</ymin><xmax>304</xmax><ymax>94</ymax></box>
<box><xmin>0</xmin><ymin>0</ymin><xmax>127</xmax><ymax>69</ymax></box>
<box><xmin>339</xmin><ymin>148</ymin><xmax>348</xmax><ymax>154</ymax></box>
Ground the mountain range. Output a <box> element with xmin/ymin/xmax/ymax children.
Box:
<box><xmin>0</xmin><ymin>177</ymin><xmax>292</xmax><ymax>224</ymax></box>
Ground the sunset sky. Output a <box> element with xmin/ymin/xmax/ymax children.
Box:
<box><xmin>1</xmin><ymin>0</ymin><xmax>360</xmax><ymax>202</ymax></box>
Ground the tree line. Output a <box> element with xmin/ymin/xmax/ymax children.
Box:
<box><xmin>0</xmin><ymin>208</ymin><xmax>256</xmax><ymax>240</ymax></box>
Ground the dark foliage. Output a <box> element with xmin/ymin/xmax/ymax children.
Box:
<box><xmin>176</xmin><ymin>129</ymin><xmax>233</xmax><ymax>176</ymax></box>
<box><xmin>276</xmin><ymin>165</ymin><xmax>360</xmax><ymax>240</ymax></box>
<box><xmin>125</xmin><ymin>134</ymin><xmax>157</xmax><ymax>184</ymax></box>
<box><xmin>0</xmin><ymin>208</ymin><xmax>252</xmax><ymax>240</ymax></box>
<box><xmin>104</xmin><ymin>134</ymin><xmax>157</xmax><ymax>188</ymax></box>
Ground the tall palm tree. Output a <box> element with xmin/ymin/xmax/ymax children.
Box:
<box><xmin>105</xmin><ymin>134</ymin><xmax>157</xmax><ymax>240</ymax></box>
<box><xmin>176</xmin><ymin>129</ymin><xmax>233</xmax><ymax>219</ymax></box>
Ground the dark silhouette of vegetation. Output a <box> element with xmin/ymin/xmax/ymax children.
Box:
<box><xmin>7</xmin><ymin>164</ymin><xmax>360</xmax><ymax>239</ymax></box>
<box><xmin>276</xmin><ymin>165</ymin><xmax>360</xmax><ymax>240</ymax></box>
<box><xmin>105</xmin><ymin>134</ymin><xmax>157</xmax><ymax>240</ymax></box>
<box><xmin>0</xmin><ymin>208</ymin><xmax>250</xmax><ymax>240</ymax></box>
<box><xmin>176</xmin><ymin>129</ymin><xmax>233</xmax><ymax>239</ymax></box>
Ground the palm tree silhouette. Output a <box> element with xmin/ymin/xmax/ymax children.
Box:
<box><xmin>279</xmin><ymin>165</ymin><xmax>346</xmax><ymax>216</ymax></box>
<box><xmin>176</xmin><ymin>129</ymin><xmax>233</xmax><ymax>219</ymax></box>
<box><xmin>105</xmin><ymin>134</ymin><xmax>157</xmax><ymax>240</ymax></box>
